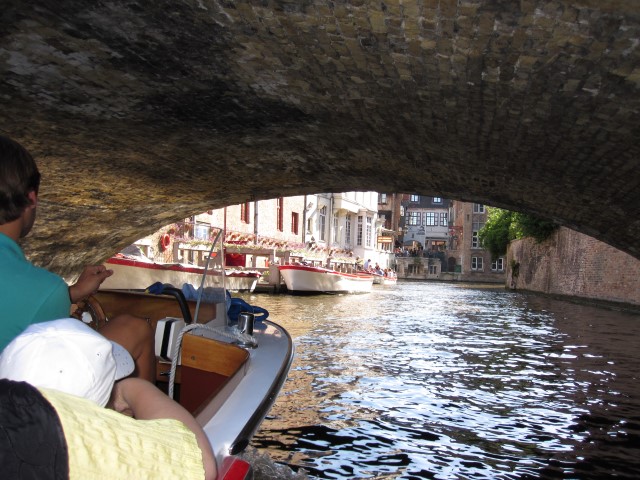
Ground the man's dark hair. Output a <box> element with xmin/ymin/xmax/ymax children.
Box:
<box><xmin>0</xmin><ymin>135</ymin><xmax>41</xmax><ymax>224</ymax></box>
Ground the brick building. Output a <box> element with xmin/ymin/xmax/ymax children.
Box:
<box><xmin>446</xmin><ymin>201</ymin><xmax>506</xmax><ymax>283</ymax></box>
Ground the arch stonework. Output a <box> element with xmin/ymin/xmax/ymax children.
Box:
<box><xmin>1</xmin><ymin>1</ymin><xmax>639</xmax><ymax>276</ymax></box>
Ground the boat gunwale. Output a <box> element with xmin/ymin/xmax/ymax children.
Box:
<box><xmin>226</xmin><ymin>320</ymin><xmax>294</xmax><ymax>455</ymax></box>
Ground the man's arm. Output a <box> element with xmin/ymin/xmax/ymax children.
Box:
<box><xmin>68</xmin><ymin>265</ymin><xmax>113</xmax><ymax>303</ymax></box>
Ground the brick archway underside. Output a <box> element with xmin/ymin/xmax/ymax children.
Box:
<box><xmin>1</xmin><ymin>1</ymin><xmax>639</xmax><ymax>276</ymax></box>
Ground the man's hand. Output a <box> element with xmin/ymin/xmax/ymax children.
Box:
<box><xmin>68</xmin><ymin>265</ymin><xmax>113</xmax><ymax>303</ymax></box>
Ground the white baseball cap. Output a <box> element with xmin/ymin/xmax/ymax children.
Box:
<box><xmin>0</xmin><ymin>318</ymin><xmax>134</xmax><ymax>407</ymax></box>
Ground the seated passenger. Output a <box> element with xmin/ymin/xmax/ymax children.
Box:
<box><xmin>0</xmin><ymin>134</ymin><xmax>155</xmax><ymax>381</ymax></box>
<box><xmin>0</xmin><ymin>318</ymin><xmax>216</xmax><ymax>480</ymax></box>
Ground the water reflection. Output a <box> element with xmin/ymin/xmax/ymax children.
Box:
<box><xmin>245</xmin><ymin>282</ymin><xmax>640</xmax><ymax>479</ymax></box>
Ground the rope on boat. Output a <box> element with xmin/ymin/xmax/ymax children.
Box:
<box><xmin>167</xmin><ymin>322</ymin><xmax>255</xmax><ymax>399</ymax></box>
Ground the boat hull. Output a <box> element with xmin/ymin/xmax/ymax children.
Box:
<box><xmin>278</xmin><ymin>264</ymin><xmax>373</xmax><ymax>294</ymax></box>
<box><xmin>372</xmin><ymin>273</ymin><xmax>398</xmax><ymax>286</ymax></box>
<box><xmin>92</xmin><ymin>289</ymin><xmax>293</xmax><ymax>479</ymax></box>
<box><xmin>103</xmin><ymin>256</ymin><xmax>260</xmax><ymax>292</ymax></box>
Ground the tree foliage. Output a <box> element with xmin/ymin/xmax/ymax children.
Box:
<box><xmin>478</xmin><ymin>208</ymin><xmax>558</xmax><ymax>259</ymax></box>
<box><xmin>511</xmin><ymin>211</ymin><xmax>559</xmax><ymax>242</ymax></box>
<box><xmin>477</xmin><ymin>208</ymin><xmax>514</xmax><ymax>260</ymax></box>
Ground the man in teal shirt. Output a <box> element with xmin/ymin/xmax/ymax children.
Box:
<box><xmin>0</xmin><ymin>233</ymin><xmax>71</xmax><ymax>349</ymax></box>
<box><xmin>0</xmin><ymin>135</ymin><xmax>155</xmax><ymax>381</ymax></box>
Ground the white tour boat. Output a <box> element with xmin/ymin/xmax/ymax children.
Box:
<box><xmin>278</xmin><ymin>264</ymin><xmax>374</xmax><ymax>294</ymax></box>
<box><xmin>102</xmin><ymin>253</ymin><xmax>261</xmax><ymax>293</ymax></box>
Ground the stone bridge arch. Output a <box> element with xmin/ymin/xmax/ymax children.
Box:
<box><xmin>1</xmin><ymin>1</ymin><xmax>639</xmax><ymax>277</ymax></box>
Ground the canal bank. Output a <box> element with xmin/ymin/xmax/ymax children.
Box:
<box><xmin>507</xmin><ymin>227</ymin><xmax>640</xmax><ymax>308</ymax></box>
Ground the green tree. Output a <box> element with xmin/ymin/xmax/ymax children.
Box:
<box><xmin>478</xmin><ymin>208</ymin><xmax>558</xmax><ymax>259</ymax></box>
<box><xmin>512</xmin><ymin>211</ymin><xmax>558</xmax><ymax>242</ymax></box>
<box><xmin>478</xmin><ymin>208</ymin><xmax>514</xmax><ymax>260</ymax></box>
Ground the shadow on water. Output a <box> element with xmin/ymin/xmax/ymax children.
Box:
<box><xmin>242</xmin><ymin>282</ymin><xmax>640</xmax><ymax>479</ymax></box>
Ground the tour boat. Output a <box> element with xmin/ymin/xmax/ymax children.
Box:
<box><xmin>77</xmin><ymin>228</ymin><xmax>294</xmax><ymax>479</ymax></box>
<box><xmin>278</xmin><ymin>264</ymin><xmax>374</xmax><ymax>294</ymax></box>
<box><xmin>102</xmin><ymin>253</ymin><xmax>261</xmax><ymax>293</ymax></box>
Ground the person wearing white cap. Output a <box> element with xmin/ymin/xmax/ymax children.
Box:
<box><xmin>0</xmin><ymin>317</ymin><xmax>135</xmax><ymax>407</ymax></box>
<box><xmin>0</xmin><ymin>318</ymin><xmax>217</xmax><ymax>480</ymax></box>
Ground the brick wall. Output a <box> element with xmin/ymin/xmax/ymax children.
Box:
<box><xmin>507</xmin><ymin>228</ymin><xmax>640</xmax><ymax>306</ymax></box>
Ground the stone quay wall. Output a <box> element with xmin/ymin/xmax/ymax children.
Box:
<box><xmin>507</xmin><ymin>228</ymin><xmax>640</xmax><ymax>307</ymax></box>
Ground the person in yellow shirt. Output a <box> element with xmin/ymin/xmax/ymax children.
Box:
<box><xmin>0</xmin><ymin>318</ymin><xmax>217</xmax><ymax>480</ymax></box>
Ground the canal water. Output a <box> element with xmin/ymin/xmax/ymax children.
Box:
<box><xmin>240</xmin><ymin>281</ymin><xmax>640</xmax><ymax>479</ymax></box>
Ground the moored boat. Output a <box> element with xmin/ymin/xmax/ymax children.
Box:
<box><xmin>371</xmin><ymin>271</ymin><xmax>398</xmax><ymax>286</ymax></box>
<box><xmin>278</xmin><ymin>264</ymin><xmax>373</xmax><ymax>294</ymax></box>
<box><xmin>381</xmin><ymin>275</ymin><xmax>398</xmax><ymax>285</ymax></box>
<box><xmin>102</xmin><ymin>253</ymin><xmax>261</xmax><ymax>293</ymax></box>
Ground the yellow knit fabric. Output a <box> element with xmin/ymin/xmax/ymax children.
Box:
<box><xmin>40</xmin><ymin>388</ymin><xmax>205</xmax><ymax>480</ymax></box>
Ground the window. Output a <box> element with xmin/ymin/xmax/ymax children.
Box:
<box><xmin>440</xmin><ymin>212</ymin><xmax>448</xmax><ymax>226</ymax></box>
<box><xmin>492</xmin><ymin>258</ymin><xmax>504</xmax><ymax>271</ymax></box>
<box><xmin>184</xmin><ymin>217</ymin><xmax>196</xmax><ymax>239</ymax></box>
<box><xmin>471</xmin><ymin>256</ymin><xmax>484</xmax><ymax>270</ymax></box>
<box><xmin>319</xmin><ymin>206</ymin><xmax>327</xmax><ymax>241</ymax></box>
<box><xmin>472</xmin><ymin>231</ymin><xmax>480</xmax><ymax>248</ymax></box>
<box><xmin>291</xmin><ymin>212</ymin><xmax>299</xmax><ymax>235</ymax></box>
<box><xmin>410</xmin><ymin>194</ymin><xmax>420</xmax><ymax>202</ymax></box>
<box><xmin>379</xmin><ymin>193</ymin><xmax>387</xmax><ymax>204</ymax></box>
<box><xmin>432</xmin><ymin>240</ymin><xmax>446</xmax><ymax>252</ymax></box>
<box><xmin>195</xmin><ymin>222</ymin><xmax>209</xmax><ymax>240</ymax></box>
<box><xmin>425</xmin><ymin>212</ymin><xmax>436</xmax><ymax>226</ymax></box>
<box><xmin>472</xmin><ymin>220</ymin><xmax>484</xmax><ymax>248</ymax></box>
<box><xmin>345</xmin><ymin>215</ymin><xmax>352</xmax><ymax>246</ymax></box>
<box><xmin>276</xmin><ymin>197</ymin><xmax>284</xmax><ymax>232</ymax></box>
<box><xmin>473</xmin><ymin>203</ymin><xmax>485</xmax><ymax>213</ymax></box>
<box><xmin>379</xmin><ymin>213</ymin><xmax>390</xmax><ymax>230</ymax></box>
<box><xmin>408</xmin><ymin>212</ymin><xmax>421</xmax><ymax>226</ymax></box>
<box><xmin>400</xmin><ymin>205</ymin><xmax>405</xmax><ymax>216</ymax></box>
<box><xmin>433</xmin><ymin>197</ymin><xmax>442</xmax><ymax>203</ymax></box>
<box><xmin>333</xmin><ymin>216</ymin><xmax>339</xmax><ymax>243</ymax></box>
<box><xmin>357</xmin><ymin>215</ymin><xmax>363</xmax><ymax>246</ymax></box>
<box><xmin>366</xmin><ymin>216</ymin><xmax>372</xmax><ymax>247</ymax></box>
<box><xmin>240</xmin><ymin>202</ymin><xmax>251</xmax><ymax>224</ymax></box>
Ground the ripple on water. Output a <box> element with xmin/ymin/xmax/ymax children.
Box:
<box><xmin>246</xmin><ymin>283</ymin><xmax>640</xmax><ymax>479</ymax></box>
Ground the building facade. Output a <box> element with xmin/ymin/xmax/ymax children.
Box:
<box><xmin>401</xmin><ymin>194</ymin><xmax>451</xmax><ymax>253</ymax></box>
<box><xmin>130</xmin><ymin>191</ymin><xmax>504</xmax><ymax>283</ymax></box>
<box><xmin>377</xmin><ymin>192</ymin><xmax>403</xmax><ymax>253</ymax></box>
<box><xmin>133</xmin><ymin>191</ymin><xmax>397</xmax><ymax>270</ymax></box>
<box><xmin>306</xmin><ymin>192</ymin><xmax>393</xmax><ymax>269</ymax></box>
<box><xmin>393</xmin><ymin>196</ymin><xmax>505</xmax><ymax>283</ymax></box>
<box><xmin>446</xmin><ymin>201</ymin><xmax>506</xmax><ymax>282</ymax></box>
